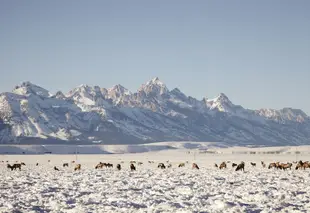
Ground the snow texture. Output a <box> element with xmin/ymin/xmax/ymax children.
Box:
<box><xmin>1</xmin><ymin>144</ymin><xmax>310</xmax><ymax>212</ymax></box>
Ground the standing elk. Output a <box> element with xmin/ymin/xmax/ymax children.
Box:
<box><xmin>178</xmin><ymin>163</ymin><xmax>185</xmax><ymax>167</ymax></box>
<box><xmin>219</xmin><ymin>162</ymin><xmax>227</xmax><ymax>169</ymax></box>
<box><xmin>130</xmin><ymin>163</ymin><xmax>136</xmax><ymax>171</ymax></box>
<box><xmin>192</xmin><ymin>163</ymin><xmax>199</xmax><ymax>170</ymax></box>
<box><xmin>74</xmin><ymin>164</ymin><xmax>81</xmax><ymax>171</ymax></box>
<box><xmin>7</xmin><ymin>163</ymin><xmax>23</xmax><ymax>171</ymax></box>
<box><xmin>116</xmin><ymin>164</ymin><xmax>121</xmax><ymax>170</ymax></box>
<box><xmin>158</xmin><ymin>163</ymin><xmax>166</xmax><ymax>169</ymax></box>
<box><xmin>235</xmin><ymin>162</ymin><xmax>245</xmax><ymax>171</ymax></box>
<box><xmin>95</xmin><ymin>162</ymin><xmax>104</xmax><ymax>169</ymax></box>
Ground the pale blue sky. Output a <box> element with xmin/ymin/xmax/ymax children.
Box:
<box><xmin>1</xmin><ymin>1</ymin><xmax>310</xmax><ymax>113</ymax></box>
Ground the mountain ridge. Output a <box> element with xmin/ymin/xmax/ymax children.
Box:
<box><xmin>0</xmin><ymin>77</ymin><xmax>309</xmax><ymax>146</ymax></box>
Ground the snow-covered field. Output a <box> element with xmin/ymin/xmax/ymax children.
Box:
<box><xmin>1</xmin><ymin>144</ymin><xmax>310</xmax><ymax>212</ymax></box>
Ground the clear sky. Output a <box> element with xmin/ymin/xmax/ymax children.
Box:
<box><xmin>1</xmin><ymin>0</ymin><xmax>310</xmax><ymax>113</ymax></box>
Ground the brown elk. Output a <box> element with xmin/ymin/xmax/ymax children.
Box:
<box><xmin>192</xmin><ymin>163</ymin><xmax>199</xmax><ymax>170</ymax></box>
<box><xmin>279</xmin><ymin>163</ymin><xmax>292</xmax><ymax>170</ymax></box>
<box><xmin>130</xmin><ymin>163</ymin><xmax>136</xmax><ymax>171</ymax></box>
<box><xmin>268</xmin><ymin>162</ymin><xmax>280</xmax><ymax>169</ymax></box>
<box><xmin>158</xmin><ymin>163</ymin><xmax>166</xmax><ymax>169</ymax></box>
<box><xmin>178</xmin><ymin>163</ymin><xmax>185</xmax><ymax>167</ymax></box>
<box><xmin>116</xmin><ymin>164</ymin><xmax>121</xmax><ymax>170</ymax></box>
<box><xmin>219</xmin><ymin>162</ymin><xmax>226</xmax><ymax>169</ymax></box>
<box><xmin>235</xmin><ymin>162</ymin><xmax>245</xmax><ymax>171</ymax></box>
<box><xmin>105</xmin><ymin>163</ymin><xmax>113</xmax><ymax>168</ymax></box>
<box><xmin>295</xmin><ymin>161</ymin><xmax>310</xmax><ymax>170</ymax></box>
<box><xmin>95</xmin><ymin>162</ymin><xmax>105</xmax><ymax>169</ymax></box>
<box><xmin>74</xmin><ymin>164</ymin><xmax>81</xmax><ymax>171</ymax></box>
<box><xmin>7</xmin><ymin>163</ymin><xmax>22</xmax><ymax>171</ymax></box>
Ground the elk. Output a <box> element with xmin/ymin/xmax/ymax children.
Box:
<box><xmin>279</xmin><ymin>163</ymin><xmax>292</xmax><ymax>170</ymax></box>
<box><xmin>116</xmin><ymin>164</ymin><xmax>121</xmax><ymax>170</ymax></box>
<box><xmin>192</xmin><ymin>163</ymin><xmax>199</xmax><ymax>170</ymax></box>
<box><xmin>250</xmin><ymin>162</ymin><xmax>256</xmax><ymax>167</ymax></box>
<box><xmin>178</xmin><ymin>163</ymin><xmax>185</xmax><ymax>167</ymax></box>
<box><xmin>74</xmin><ymin>164</ymin><xmax>81</xmax><ymax>171</ymax></box>
<box><xmin>130</xmin><ymin>163</ymin><xmax>136</xmax><ymax>171</ymax></box>
<box><xmin>219</xmin><ymin>162</ymin><xmax>226</xmax><ymax>169</ymax></box>
<box><xmin>105</xmin><ymin>163</ymin><xmax>113</xmax><ymax>168</ymax></box>
<box><xmin>158</xmin><ymin>163</ymin><xmax>166</xmax><ymax>169</ymax></box>
<box><xmin>235</xmin><ymin>162</ymin><xmax>245</xmax><ymax>171</ymax></box>
<box><xmin>7</xmin><ymin>163</ymin><xmax>22</xmax><ymax>171</ymax></box>
<box><xmin>295</xmin><ymin>161</ymin><xmax>310</xmax><ymax>170</ymax></box>
<box><xmin>95</xmin><ymin>162</ymin><xmax>105</xmax><ymax>169</ymax></box>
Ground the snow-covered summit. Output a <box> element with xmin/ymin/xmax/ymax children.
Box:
<box><xmin>138</xmin><ymin>77</ymin><xmax>169</xmax><ymax>96</ymax></box>
<box><xmin>204</xmin><ymin>93</ymin><xmax>234</xmax><ymax>112</ymax></box>
<box><xmin>108</xmin><ymin>84</ymin><xmax>131</xmax><ymax>98</ymax></box>
<box><xmin>256</xmin><ymin>107</ymin><xmax>308</xmax><ymax>123</ymax></box>
<box><xmin>12</xmin><ymin>81</ymin><xmax>52</xmax><ymax>97</ymax></box>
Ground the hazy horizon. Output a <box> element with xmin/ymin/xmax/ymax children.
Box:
<box><xmin>1</xmin><ymin>0</ymin><xmax>309</xmax><ymax>114</ymax></box>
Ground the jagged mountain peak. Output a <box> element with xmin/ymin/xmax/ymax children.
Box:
<box><xmin>78</xmin><ymin>84</ymin><xmax>91</xmax><ymax>88</ymax></box>
<box><xmin>205</xmin><ymin>93</ymin><xmax>231</xmax><ymax>104</ymax></box>
<box><xmin>204</xmin><ymin>93</ymin><xmax>235</xmax><ymax>112</ymax></box>
<box><xmin>138</xmin><ymin>77</ymin><xmax>169</xmax><ymax>95</ymax></box>
<box><xmin>147</xmin><ymin>77</ymin><xmax>166</xmax><ymax>87</ymax></box>
<box><xmin>215</xmin><ymin>93</ymin><xmax>232</xmax><ymax>104</ymax></box>
<box><xmin>68</xmin><ymin>84</ymin><xmax>95</xmax><ymax>95</ymax></box>
<box><xmin>256</xmin><ymin>107</ymin><xmax>308</xmax><ymax>123</ymax></box>
<box><xmin>65</xmin><ymin>84</ymin><xmax>110</xmax><ymax>109</ymax></box>
<box><xmin>108</xmin><ymin>84</ymin><xmax>131</xmax><ymax>95</ymax></box>
<box><xmin>107</xmin><ymin>84</ymin><xmax>132</xmax><ymax>104</ymax></box>
<box><xmin>12</xmin><ymin>81</ymin><xmax>52</xmax><ymax>97</ymax></box>
<box><xmin>54</xmin><ymin>91</ymin><xmax>66</xmax><ymax>99</ymax></box>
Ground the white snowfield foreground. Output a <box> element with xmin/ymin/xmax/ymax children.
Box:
<box><xmin>1</xmin><ymin>145</ymin><xmax>310</xmax><ymax>212</ymax></box>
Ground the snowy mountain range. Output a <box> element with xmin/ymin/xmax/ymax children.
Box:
<box><xmin>0</xmin><ymin>78</ymin><xmax>309</xmax><ymax>146</ymax></box>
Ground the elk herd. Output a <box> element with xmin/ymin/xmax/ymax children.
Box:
<box><xmin>3</xmin><ymin>159</ymin><xmax>310</xmax><ymax>172</ymax></box>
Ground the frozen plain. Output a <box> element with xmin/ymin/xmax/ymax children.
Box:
<box><xmin>1</xmin><ymin>143</ymin><xmax>310</xmax><ymax>213</ymax></box>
